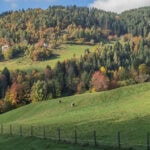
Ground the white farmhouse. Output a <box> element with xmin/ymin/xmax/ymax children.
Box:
<box><xmin>2</xmin><ymin>44</ymin><xmax>9</xmax><ymax>53</ymax></box>
<box><xmin>43</xmin><ymin>42</ymin><xmax>48</xmax><ymax>48</ymax></box>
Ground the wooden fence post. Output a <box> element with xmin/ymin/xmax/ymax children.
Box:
<box><xmin>43</xmin><ymin>127</ymin><xmax>46</xmax><ymax>139</ymax></box>
<box><xmin>31</xmin><ymin>126</ymin><xmax>33</xmax><ymax>137</ymax></box>
<box><xmin>117</xmin><ymin>132</ymin><xmax>121</xmax><ymax>150</ymax></box>
<box><xmin>10</xmin><ymin>124</ymin><xmax>12</xmax><ymax>136</ymax></box>
<box><xmin>147</xmin><ymin>133</ymin><xmax>150</xmax><ymax>150</ymax></box>
<box><xmin>20</xmin><ymin>125</ymin><xmax>22</xmax><ymax>136</ymax></box>
<box><xmin>75</xmin><ymin>130</ymin><xmax>77</xmax><ymax>144</ymax></box>
<box><xmin>58</xmin><ymin>128</ymin><xmax>61</xmax><ymax>142</ymax></box>
<box><xmin>94</xmin><ymin>130</ymin><xmax>97</xmax><ymax>146</ymax></box>
<box><xmin>1</xmin><ymin>124</ymin><xmax>3</xmax><ymax>135</ymax></box>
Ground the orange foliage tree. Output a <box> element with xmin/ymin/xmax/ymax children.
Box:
<box><xmin>91</xmin><ymin>71</ymin><xmax>109</xmax><ymax>92</ymax></box>
<box><xmin>7</xmin><ymin>82</ymin><xmax>24</xmax><ymax>105</ymax></box>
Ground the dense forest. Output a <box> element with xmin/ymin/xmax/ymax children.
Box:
<box><xmin>0</xmin><ymin>6</ymin><xmax>124</xmax><ymax>61</ymax></box>
<box><xmin>121</xmin><ymin>7</ymin><xmax>150</xmax><ymax>37</ymax></box>
<box><xmin>0</xmin><ymin>6</ymin><xmax>149</xmax><ymax>112</ymax></box>
<box><xmin>0</xmin><ymin>6</ymin><xmax>149</xmax><ymax>60</ymax></box>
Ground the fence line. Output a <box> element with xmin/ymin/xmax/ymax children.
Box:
<box><xmin>0</xmin><ymin>124</ymin><xmax>149</xmax><ymax>150</ymax></box>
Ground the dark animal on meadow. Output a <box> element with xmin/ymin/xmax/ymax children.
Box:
<box><xmin>71</xmin><ymin>103</ymin><xmax>76</xmax><ymax>107</ymax></box>
<box><xmin>58</xmin><ymin>100</ymin><xmax>62</xmax><ymax>104</ymax></box>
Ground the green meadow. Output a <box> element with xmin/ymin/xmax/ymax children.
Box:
<box><xmin>0</xmin><ymin>136</ymin><xmax>103</xmax><ymax>150</ymax></box>
<box><xmin>0</xmin><ymin>82</ymin><xmax>150</xmax><ymax>149</ymax></box>
<box><xmin>0</xmin><ymin>44</ymin><xmax>93</xmax><ymax>72</ymax></box>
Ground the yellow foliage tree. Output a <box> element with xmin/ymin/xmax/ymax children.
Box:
<box><xmin>138</xmin><ymin>64</ymin><xmax>149</xmax><ymax>74</ymax></box>
<box><xmin>100</xmin><ymin>66</ymin><xmax>106</xmax><ymax>74</ymax></box>
<box><xmin>91</xmin><ymin>87</ymin><xmax>96</xmax><ymax>93</ymax></box>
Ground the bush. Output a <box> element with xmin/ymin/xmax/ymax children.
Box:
<box><xmin>117</xmin><ymin>79</ymin><xmax>136</xmax><ymax>87</ymax></box>
<box><xmin>31</xmin><ymin>48</ymin><xmax>52</xmax><ymax>61</ymax></box>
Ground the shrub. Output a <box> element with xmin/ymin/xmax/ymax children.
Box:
<box><xmin>31</xmin><ymin>47</ymin><xmax>52</xmax><ymax>61</ymax></box>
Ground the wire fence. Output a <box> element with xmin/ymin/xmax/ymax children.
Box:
<box><xmin>0</xmin><ymin>124</ymin><xmax>150</xmax><ymax>150</ymax></box>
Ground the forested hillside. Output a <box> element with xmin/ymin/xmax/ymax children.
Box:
<box><xmin>120</xmin><ymin>7</ymin><xmax>150</xmax><ymax>37</ymax></box>
<box><xmin>0</xmin><ymin>6</ymin><xmax>125</xmax><ymax>60</ymax></box>
<box><xmin>0</xmin><ymin>6</ymin><xmax>149</xmax><ymax>44</ymax></box>
<box><xmin>0</xmin><ymin>6</ymin><xmax>125</xmax><ymax>44</ymax></box>
<box><xmin>0</xmin><ymin>6</ymin><xmax>149</xmax><ymax>61</ymax></box>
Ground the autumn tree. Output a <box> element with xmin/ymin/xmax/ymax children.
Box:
<box><xmin>30</xmin><ymin>80</ymin><xmax>47</xmax><ymax>102</ymax></box>
<box><xmin>7</xmin><ymin>82</ymin><xmax>24</xmax><ymax>105</ymax></box>
<box><xmin>77</xmin><ymin>82</ymin><xmax>86</xmax><ymax>94</ymax></box>
<box><xmin>91</xmin><ymin>71</ymin><xmax>109</xmax><ymax>92</ymax></box>
<box><xmin>44</xmin><ymin>65</ymin><xmax>53</xmax><ymax>81</ymax></box>
<box><xmin>138</xmin><ymin>64</ymin><xmax>149</xmax><ymax>75</ymax></box>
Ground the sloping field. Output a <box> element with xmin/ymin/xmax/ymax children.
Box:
<box><xmin>0</xmin><ymin>82</ymin><xmax>150</xmax><ymax>149</ymax></box>
<box><xmin>0</xmin><ymin>135</ymin><xmax>103</xmax><ymax>150</ymax></box>
<box><xmin>0</xmin><ymin>44</ymin><xmax>93</xmax><ymax>71</ymax></box>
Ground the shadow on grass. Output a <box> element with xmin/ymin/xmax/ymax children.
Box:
<box><xmin>0</xmin><ymin>135</ymin><xmax>133</xmax><ymax>150</ymax></box>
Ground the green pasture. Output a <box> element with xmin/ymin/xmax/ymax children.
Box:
<box><xmin>0</xmin><ymin>83</ymin><xmax>150</xmax><ymax>149</ymax></box>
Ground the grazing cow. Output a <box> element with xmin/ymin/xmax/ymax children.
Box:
<box><xmin>71</xmin><ymin>103</ymin><xmax>76</xmax><ymax>107</ymax></box>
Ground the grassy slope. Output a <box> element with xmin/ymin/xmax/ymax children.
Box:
<box><xmin>0</xmin><ymin>136</ymin><xmax>102</xmax><ymax>150</ymax></box>
<box><xmin>0</xmin><ymin>83</ymin><xmax>150</xmax><ymax>147</ymax></box>
<box><xmin>0</xmin><ymin>44</ymin><xmax>93</xmax><ymax>71</ymax></box>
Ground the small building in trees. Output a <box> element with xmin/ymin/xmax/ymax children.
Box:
<box><xmin>2</xmin><ymin>44</ymin><xmax>9</xmax><ymax>53</ymax></box>
<box><xmin>43</xmin><ymin>42</ymin><xmax>48</xmax><ymax>48</ymax></box>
